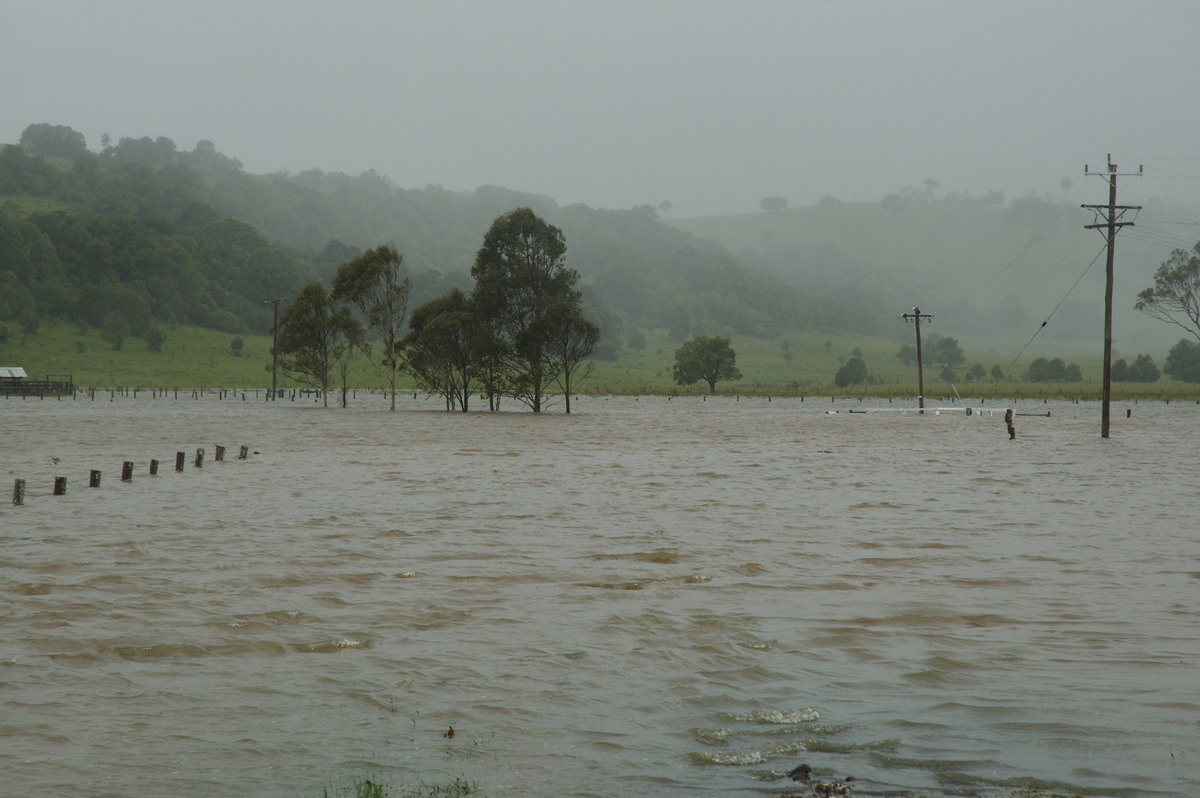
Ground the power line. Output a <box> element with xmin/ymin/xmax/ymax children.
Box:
<box><xmin>997</xmin><ymin>245</ymin><xmax>1107</xmax><ymax>381</ymax></box>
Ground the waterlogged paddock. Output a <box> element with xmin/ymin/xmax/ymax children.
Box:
<box><xmin>1</xmin><ymin>394</ymin><xmax>1198</xmax><ymax>797</ymax></box>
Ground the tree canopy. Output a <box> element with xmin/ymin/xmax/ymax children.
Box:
<box><xmin>835</xmin><ymin>356</ymin><xmax>868</xmax><ymax>387</ymax></box>
<box><xmin>402</xmin><ymin>288</ymin><xmax>482</xmax><ymax>412</ymax></box>
<box><xmin>471</xmin><ymin>207</ymin><xmax>589</xmax><ymax>412</ymax></box>
<box><xmin>332</xmin><ymin>244</ymin><xmax>411</xmax><ymax>410</ymax></box>
<box><xmin>1136</xmin><ymin>242</ymin><xmax>1200</xmax><ymax>341</ymax></box>
<box><xmin>673</xmin><ymin>336</ymin><xmax>742</xmax><ymax>393</ymax></box>
<box><xmin>277</xmin><ymin>282</ymin><xmax>363</xmax><ymax>407</ymax></box>
<box><xmin>1164</xmin><ymin>339</ymin><xmax>1200</xmax><ymax>383</ymax></box>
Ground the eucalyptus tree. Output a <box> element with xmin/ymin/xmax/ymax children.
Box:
<box><xmin>332</xmin><ymin>244</ymin><xmax>411</xmax><ymax>410</ymax></box>
<box><xmin>471</xmin><ymin>207</ymin><xmax>584</xmax><ymax>412</ymax></box>
<box><xmin>278</xmin><ymin>281</ymin><xmax>363</xmax><ymax>408</ymax></box>
<box><xmin>543</xmin><ymin>302</ymin><xmax>600</xmax><ymax>414</ymax></box>
<box><xmin>402</xmin><ymin>288</ymin><xmax>482</xmax><ymax>412</ymax></box>
<box><xmin>1136</xmin><ymin>242</ymin><xmax>1200</xmax><ymax>341</ymax></box>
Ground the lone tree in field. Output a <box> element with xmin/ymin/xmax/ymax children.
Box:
<box><xmin>471</xmin><ymin>207</ymin><xmax>593</xmax><ymax>412</ymax></box>
<box><xmin>834</xmin><ymin>356</ymin><xmax>868</xmax><ymax>387</ymax></box>
<box><xmin>1136</xmin><ymin>242</ymin><xmax>1200</xmax><ymax>341</ymax></box>
<box><xmin>332</xmin><ymin>244</ymin><xmax>411</xmax><ymax>410</ymax></box>
<box><xmin>933</xmin><ymin>335</ymin><xmax>966</xmax><ymax>369</ymax></box>
<box><xmin>673</xmin><ymin>336</ymin><xmax>742</xmax><ymax>393</ymax></box>
<box><xmin>278</xmin><ymin>282</ymin><xmax>363</xmax><ymax>408</ymax></box>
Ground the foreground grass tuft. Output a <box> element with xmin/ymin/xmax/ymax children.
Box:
<box><xmin>320</xmin><ymin>777</ymin><xmax>481</xmax><ymax>798</ymax></box>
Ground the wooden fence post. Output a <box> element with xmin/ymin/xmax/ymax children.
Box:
<box><xmin>194</xmin><ymin>448</ymin><xmax>205</xmax><ymax>468</ymax></box>
<box><xmin>121</xmin><ymin>461</ymin><xmax>134</xmax><ymax>482</ymax></box>
<box><xmin>239</xmin><ymin>445</ymin><xmax>249</xmax><ymax>460</ymax></box>
<box><xmin>149</xmin><ymin>459</ymin><xmax>159</xmax><ymax>475</ymax></box>
<box><xmin>175</xmin><ymin>451</ymin><xmax>186</xmax><ymax>472</ymax></box>
<box><xmin>53</xmin><ymin>476</ymin><xmax>67</xmax><ymax>495</ymax></box>
<box><xmin>12</xmin><ymin>478</ymin><xmax>25</xmax><ymax>505</ymax></box>
<box><xmin>215</xmin><ymin>445</ymin><xmax>226</xmax><ymax>461</ymax></box>
<box><xmin>90</xmin><ymin>470</ymin><xmax>102</xmax><ymax>488</ymax></box>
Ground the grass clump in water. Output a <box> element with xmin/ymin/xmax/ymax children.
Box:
<box><xmin>320</xmin><ymin>777</ymin><xmax>481</xmax><ymax>798</ymax></box>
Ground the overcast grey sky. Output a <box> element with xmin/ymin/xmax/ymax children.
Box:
<box><xmin>3</xmin><ymin>0</ymin><xmax>1199</xmax><ymax>217</ymax></box>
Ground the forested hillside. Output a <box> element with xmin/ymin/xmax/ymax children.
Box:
<box><xmin>1</xmin><ymin>124</ymin><xmax>866</xmax><ymax>351</ymax></box>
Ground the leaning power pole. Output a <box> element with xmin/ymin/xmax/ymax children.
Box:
<box><xmin>902</xmin><ymin>307</ymin><xmax>933</xmax><ymax>413</ymax></box>
<box><xmin>1083</xmin><ymin>154</ymin><xmax>1141</xmax><ymax>439</ymax></box>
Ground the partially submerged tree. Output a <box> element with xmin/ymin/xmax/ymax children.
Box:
<box><xmin>278</xmin><ymin>282</ymin><xmax>363</xmax><ymax>407</ymax></box>
<box><xmin>403</xmin><ymin>288</ymin><xmax>482</xmax><ymax>412</ymax></box>
<box><xmin>1136</xmin><ymin>242</ymin><xmax>1200</xmax><ymax>341</ymax></box>
<box><xmin>543</xmin><ymin>302</ymin><xmax>600</xmax><ymax>414</ymax></box>
<box><xmin>673</xmin><ymin>336</ymin><xmax>742</xmax><ymax>393</ymax></box>
<box><xmin>332</xmin><ymin>244</ymin><xmax>411</xmax><ymax>410</ymax></box>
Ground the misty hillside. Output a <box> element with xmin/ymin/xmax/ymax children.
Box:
<box><xmin>2</xmin><ymin>124</ymin><xmax>1192</xmax><ymax>361</ymax></box>
<box><xmin>669</xmin><ymin>196</ymin><xmax>1190</xmax><ymax>354</ymax></box>
<box><xmin>0</xmin><ymin>126</ymin><xmax>874</xmax><ymax>348</ymax></box>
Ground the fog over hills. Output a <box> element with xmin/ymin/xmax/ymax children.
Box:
<box><xmin>669</xmin><ymin>195</ymin><xmax>1191</xmax><ymax>354</ymax></box>
<box><xmin>4</xmin><ymin>1</ymin><xmax>1199</xmax><ymax>359</ymax></box>
<box><xmin>4</xmin><ymin>1</ymin><xmax>1200</xmax><ymax>217</ymax></box>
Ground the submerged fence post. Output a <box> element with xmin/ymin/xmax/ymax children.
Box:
<box><xmin>149</xmin><ymin>459</ymin><xmax>159</xmax><ymax>475</ymax></box>
<box><xmin>214</xmin><ymin>445</ymin><xmax>226</xmax><ymax>462</ymax></box>
<box><xmin>175</xmin><ymin>451</ymin><xmax>186</xmax><ymax>472</ymax></box>
<box><xmin>12</xmin><ymin>478</ymin><xmax>25</xmax><ymax>505</ymax></box>
<box><xmin>239</xmin><ymin>445</ymin><xmax>249</xmax><ymax>460</ymax></box>
<box><xmin>53</xmin><ymin>476</ymin><xmax>67</xmax><ymax>496</ymax></box>
<box><xmin>90</xmin><ymin>470</ymin><xmax>102</xmax><ymax>488</ymax></box>
<box><xmin>1005</xmin><ymin>408</ymin><xmax>1016</xmax><ymax>440</ymax></box>
<box><xmin>121</xmin><ymin>461</ymin><xmax>134</xmax><ymax>482</ymax></box>
<box><xmin>194</xmin><ymin>448</ymin><xmax>205</xmax><ymax>468</ymax></box>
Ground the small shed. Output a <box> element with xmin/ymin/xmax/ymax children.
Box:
<box><xmin>1</xmin><ymin>368</ymin><xmax>72</xmax><ymax>395</ymax></box>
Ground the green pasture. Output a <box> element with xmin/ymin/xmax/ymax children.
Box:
<box><xmin>1</xmin><ymin>318</ymin><xmax>1195</xmax><ymax>402</ymax></box>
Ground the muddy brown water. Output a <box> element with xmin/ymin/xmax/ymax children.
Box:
<box><xmin>2</xmin><ymin>393</ymin><xmax>1197</xmax><ymax>797</ymax></box>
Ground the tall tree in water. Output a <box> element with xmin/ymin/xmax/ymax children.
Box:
<box><xmin>332</xmin><ymin>245</ymin><xmax>411</xmax><ymax>410</ymax></box>
<box><xmin>403</xmin><ymin>288</ymin><xmax>482</xmax><ymax>412</ymax></box>
<box><xmin>471</xmin><ymin>207</ymin><xmax>585</xmax><ymax>412</ymax></box>
<box><xmin>278</xmin><ymin>282</ymin><xmax>363</xmax><ymax>408</ymax></box>
<box><xmin>543</xmin><ymin>301</ymin><xmax>600</xmax><ymax>414</ymax></box>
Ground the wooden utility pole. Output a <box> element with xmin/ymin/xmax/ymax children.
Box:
<box><xmin>1083</xmin><ymin>154</ymin><xmax>1141</xmax><ymax>439</ymax></box>
<box><xmin>902</xmin><ymin>307</ymin><xmax>933</xmax><ymax>412</ymax></box>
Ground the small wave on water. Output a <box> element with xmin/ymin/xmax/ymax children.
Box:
<box><xmin>726</xmin><ymin>708</ymin><xmax>821</xmax><ymax>725</ymax></box>
<box><xmin>292</xmin><ymin>638</ymin><xmax>371</xmax><ymax>654</ymax></box>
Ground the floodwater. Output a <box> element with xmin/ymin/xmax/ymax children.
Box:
<box><xmin>1</xmin><ymin>392</ymin><xmax>1198</xmax><ymax>798</ymax></box>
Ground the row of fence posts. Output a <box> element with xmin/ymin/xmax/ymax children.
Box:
<box><xmin>11</xmin><ymin>445</ymin><xmax>250</xmax><ymax>506</ymax></box>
